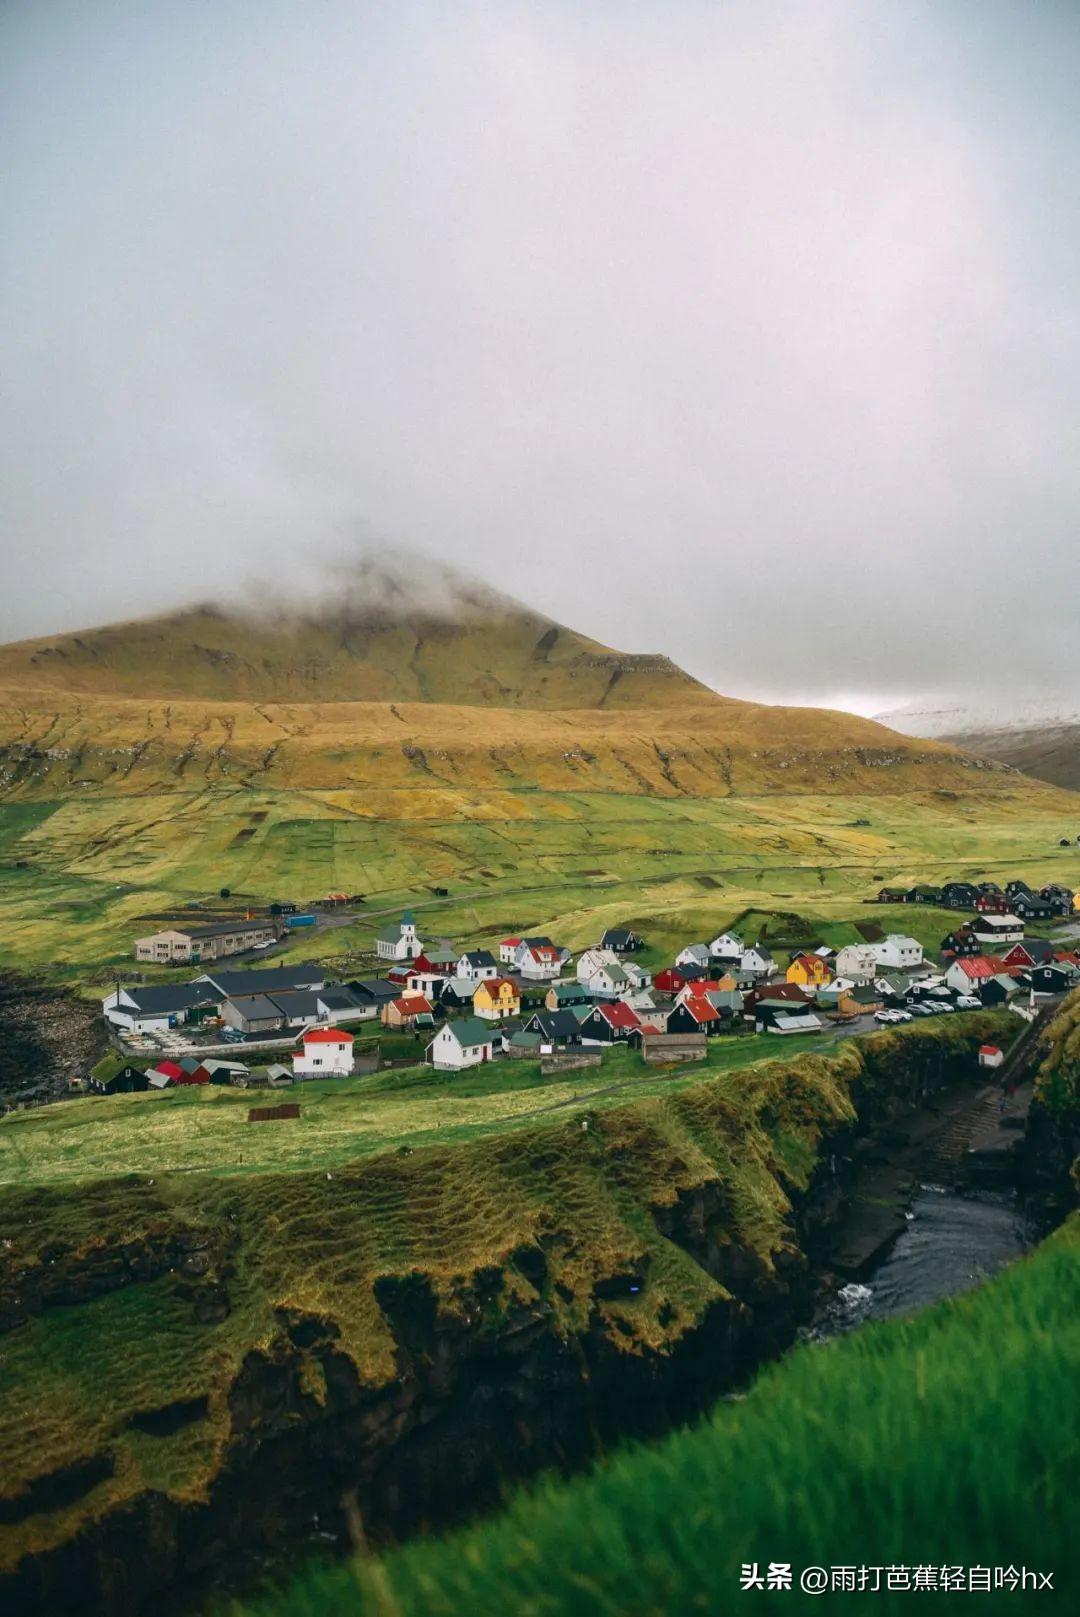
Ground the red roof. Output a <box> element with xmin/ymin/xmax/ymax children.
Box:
<box><xmin>501</xmin><ymin>937</ymin><xmax>521</xmax><ymax>947</ymax></box>
<box><xmin>150</xmin><ymin>1059</ymin><xmax>184</xmax><ymax>1080</ymax></box>
<box><xmin>478</xmin><ymin>977</ymin><xmax>518</xmax><ymax>995</ymax></box>
<box><xmin>392</xmin><ymin>996</ymin><xmax>433</xmax><ymax>1016</ymax></box>
<box><xmin>979</xmin><ymin>1044</ymin><xmax>1002</xmax><ymax>1056</ymax></box>
<box><xmin>527</xmin><ymin>945</ymin><xmax>559</xmax><ymax>962</ymax></box>
<box><xmin>956</xmin><ymin>956</ymin><xmax>1008</xmax><ymax>980</ymax></box>
<box><xmin>681</xmin><ymin>997</ymin><xmax>719</xmax><ymax>1024</ymax></box>
<box><xmin>595</xmin><ymin>1001</ymin><xmax>641</xmax><ymax>1030</ymax></box>
<box><xmin>302</xmin><ymin>1026</ymin><xmax>355</xmax><ymax>1043</ymax></box>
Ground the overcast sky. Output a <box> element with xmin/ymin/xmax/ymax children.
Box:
<box><xmin>3</xmin><ymin>0</ymin><xmax>1079</xmax><ymax>715</ymax></box>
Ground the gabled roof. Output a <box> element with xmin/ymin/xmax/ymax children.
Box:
<box><xmin>392</xmin><ymin>995</ymin><xmax>434</xmax><ymax>1015</ymax></box>
<box><xmin>199</xmin><ymin>966</ymin><xmax>324</xmax><ymax>996</ymax></box>
<box><xmin>115</xmin><ymin>983</ymin><xmax>221</xmax><ymax>1016</ymax></box>
<box><xmin>301</xmin><ymin>1026</ymin><xmax>355</xmax><ymax>1043</ymax></box>
<box><xmin>475</xmin><ymin>976</ymin><xmax>519</xmax><ymax>996</ymax></box>
<box><xmin>461</xmin><ymin>949</ymin><xmax>497</xmax><ymax>967</ymax></box>
<box><xmin>500</xmin><ymin>936</ymin><xmax>522</xmax><ymax>947</ymax></box>
<box><xmin>590</xmin><ymin>1001</ymin><xmax>641</xmax><ymax>1030</ymax></box>
<box><xmin>443</xmin><ymin>1017</ymin><xmax>492</xmax><ymax>1046</ymax></box>
<box><xmin>147</xmin><ymin>1059</ymin><xmax>184</xmax><ymax>1080</ymax></box>
<box><xmin>678</xmin><ymin>997</ymin><xmax>719</xmax><ymax>1024</ymax></box>
<box><xmin>346</xmin><ymin>978</ymin><xmax>398</xmax><ymax>1002</ymax></box>
<box><xmin>267</xmin><ymin>990</ymin><xmax>322</xmax><ymax>1017</ymax></box>
<box><xmin>953</xmin><ymin>956</ymin><xmax>1008</xmax><ymax>979</ymax></box>
<box><xmin>225</xmin><ymin>993</ymin><xmax>284</xmax><ymax>1020</ymax></box>
<box><xmin>590</xmin><ymin>961</ymin><xmax>629</xmax><ymax>984</ymax></box>
<box><xmin>526</xmin><ymin>1009</ymin><xmax>582</xmax><ymax>1041</ymax></box>
<box><xmin>318</xmin><ymin>988</ymin><xmax>363</xmax><ymax>1012</ymax></box>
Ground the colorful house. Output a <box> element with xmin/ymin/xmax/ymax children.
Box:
<box><xmin>381</xmin><ymin>995</ymin><xmax>435</xmax><ymax>1029</ymax></box>
<box><xmin>786</xmin><ymin>952</ymin><xmax>832</xmax><ymax>989</ymax></box>
<box><xmin>473</xmin><ymin>976</ymin><xmax>521</xmax><ymax>1021</ymax></box>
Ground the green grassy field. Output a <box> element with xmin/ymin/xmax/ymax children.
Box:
<box><xmin>0</xmin><ymin>1033</ymin><xmax>842</xmax><ymax>1187</ymax></box>
<box><xmin>235</xmin><ymin>1214</ymin><xmax>1080</xmax><ymax>1617</ymax></box>
<box><xmin>1</xmin><ymin>785</ymin><xmax>1077</xmax><ymax>987</ymax></box>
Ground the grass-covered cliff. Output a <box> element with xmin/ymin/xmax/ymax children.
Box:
<box><xmin>0</xmin><ymin>1015</ymin><xmax>1010</xmax><ymax>1614</ymax></box>
<box><xmin>239</xmin><ymin>1213</ymin><xmax>1080</xmax><ymax>1617</ymax></box>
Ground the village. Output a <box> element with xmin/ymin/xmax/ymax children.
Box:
<box><xmin>78</xmin><ymin>874</ymin><xmax>1080</xmax><ymax>1095</ymax></box>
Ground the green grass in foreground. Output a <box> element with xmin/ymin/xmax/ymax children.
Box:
<box><xmin>235</xmin><ymin>1216</ymin><xmax>1080</xmax><ymax>1617</ymax></box>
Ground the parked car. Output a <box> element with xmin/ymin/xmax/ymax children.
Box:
<box><xmin>955</xmin><ymin>995</ymin><xmax>982</xmax><ymax>1010</ymax></box>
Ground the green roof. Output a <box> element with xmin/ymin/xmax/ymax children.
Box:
<box><xmin>444</xmin><ymin>1017</ymin><xmax>492</xmax><ymax>1046</ymax></box>
<box><xmin>376</xmin><ymin>923</ymin><xmax>403</xmax><ymax>943</ymax></box>
<box><xmin>509</xmin><ymin>1030</ymin><xmax>543</xmax><ymax>1050</ymax></box>
<box><xmin>91</xmin><ymin>1052</ymin><xmax>146</xmax><ymax>1083</ymax></box>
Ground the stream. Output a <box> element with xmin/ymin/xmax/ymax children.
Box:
<box><xmin>813</xmin><ymin>1185</ymin><xmax>1035</xmax><ymax>1338</ymax></box>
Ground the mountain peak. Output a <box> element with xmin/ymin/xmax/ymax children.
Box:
<box><xmin>0</xmin><ymin>566</ymin><xmax>713</xmax><ymax>709</ymax></box>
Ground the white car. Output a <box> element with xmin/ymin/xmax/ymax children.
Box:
<box><xmin>955</xmin><ymin>995</ymin><xmax>981</xmax><ymax>1010</ymax></box>
<box><xmin>874</xmin><ymin>1008</ymin><xmax>901</xmax><ymax>1023</ymax></box>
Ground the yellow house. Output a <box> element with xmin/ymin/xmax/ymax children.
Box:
<box><xmin>714</xmin><ymin>972</ymin><xmax>738</xmax><ymax>992</ymax></box>
<box><xmin>473</xmin><ymin>976</ymin><xmax>521</xmax><ymax>1021</ymax></box>
<box><xmin>786</xmin><ymin>953</ymin><xmax>832</xmax><ymax>989</ymax></box>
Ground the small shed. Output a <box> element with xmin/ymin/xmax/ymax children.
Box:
<box><xmin>978</xmin><ymin>1044</ymin><xmax>1005</xmax><ymax>1069</ymax></box>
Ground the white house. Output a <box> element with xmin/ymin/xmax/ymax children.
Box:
<box><xmin>293</xmin><ymin>1027</ymin><xmax>355</xmax><ymax>1078</ymax></box>
<box><xmin>739</xmin><ymin>945</ymin><xmax>775</xmax><ymax>979</ymax></box>
<box><xmin>972</xmin><ymin>914</ymin><xmax>1024</xmax><ymax>946</ymax></box>
<box><xmin>498</xmin><ymin>936</ymin><xmax>522</xmax><ymax>964</ymax></box>
<box><xmin>375</xmin><ymin>911</ymin><xmax>422</xmax><ymax>962</ymax></box>
<box><xmin>871</xmin><ymin>935</ymin><xmax>924</xmax><ymax>970</ymax></box>
<box><xmin>427</xmin><ymin>1017</ymin><xmax>495</xmax><ymax>1071</ymax></box>
<box><xmin>586</xmin><ymin>961</ymin><xmax>631</xmax><ymax>996</ymax></box>
<box><xmin>405</xmin><ymin>969</ymin><xmax>450</xmax><ymax>1000</ymax></box>
<box><xmin>835</xmin><ymin>943</ymin><xmax>881</xmax><ymax>983</ymax></box>
<box><xmin>577</xmin><ymin>947</ymin><xmax>620</xmax><ymax>984</ymax></box>
<box><xmin>621</xmin><ymin>959</ymin><xmax>652</xmax><ymax>990</ymax></box>
<box><xmin>708</xmin><ymin>932</ymin><xmax>744</xmax><ymax>962</ymax></box>
<box><xmin>516</xmin><ymin>939</ymin><xmax>563</xmax><ymax>981</ymax></box>
<box><xmin>456</xmin><ymin>950</ymin><xmax>499</xmax><ymax>981</ymax></box>
<box><xmin>675</xmin><ymin>943</ymin><xmax>711</xmax><ymax>969</ymax></box>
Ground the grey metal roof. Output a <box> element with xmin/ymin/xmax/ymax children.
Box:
<box><xmin>200</xmin><ymin>966</ymin><xmax>326</xmax><ymax>996</ymax></box>
<box><xmin>225</xmin><ymin>993</ymin><xmax>285</xmax><ymax>1021</ymax></box>
<box><xmin>120</xmin><ymin>984</ymin><xmax>220</xmax><ymax>1015</ymax></box>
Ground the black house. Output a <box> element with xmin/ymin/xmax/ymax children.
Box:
<box><xmin>941</xmin><ymin>927</ymin><xmax>981</xmax><ymax>957</ymax></box>
<box><xmin>941</xmin><ymin>882</ymin><xmax>980</xmax><ymax>910</ymax></box>
<box><xmin>523</xmin><ymin>1010</ymin><xmax>582</xmax><ymax>1045</ymax></box>
<box><xmin>906</xmin><ymin>885</ymin><xmax>943</xmax><ymax>905</ymax></box>
<box><xmin>1011</xmin><ymin>891</ymin><xmax>1054</xmax><ymax>922</ymax></box>
<box><xmin>977</xmin><ymin>977</ymin><xmax>1013</xmax><ymax>1008</ymax></box>
<box><xmin>600</xmin><ymin>927</ymin><xmax>645</xmax><ymax>953</ymax></box>
<box><xmin>1030</xmin><ymin>965</ymin><xmax>1078</xmax><ymax>994</ymax></box>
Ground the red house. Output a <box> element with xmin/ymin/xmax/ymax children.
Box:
<box><xmin>653</xmin><ymin>966</ymin><xmax>688</xmax><ymax>994</ymax></box>
<box><xmin>580</xmin><ymin>1001</ymin><xmax>642</xmax><ymax>1044</ymax></box>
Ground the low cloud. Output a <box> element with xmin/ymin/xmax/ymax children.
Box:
<box><xmin>2</xmin><ymin>0</ymin><xmax>1078</xmax><ymax>711</ymax></box>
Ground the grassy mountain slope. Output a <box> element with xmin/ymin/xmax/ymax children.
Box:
<box><xmin>0</xmin><ymin>595</ymin><xmax>712</xmax><ymax>709</ymax></box>
<box><xmin>0</xmin><ymin>584</ymin><xmax>1077</xmax><ymax>982</ymax></box>
<box><xmin>242</xmin><ymin>1212</ymin><xmax>1080</xmax><ymax>1617</ymax></box>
